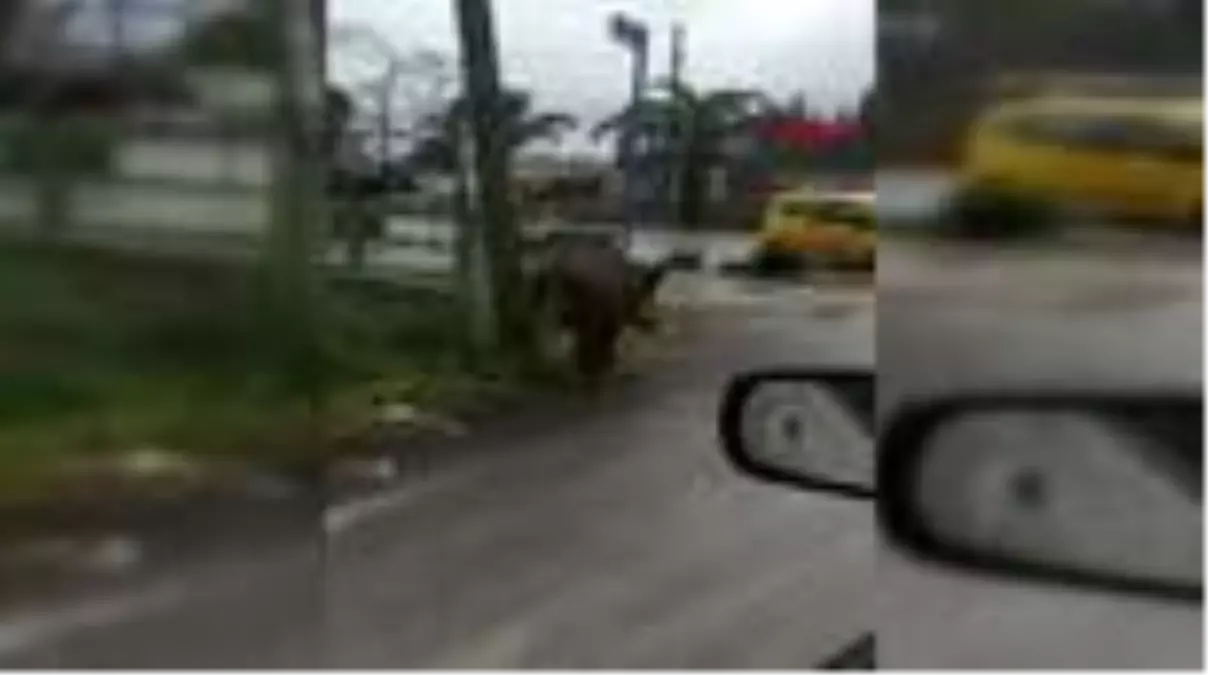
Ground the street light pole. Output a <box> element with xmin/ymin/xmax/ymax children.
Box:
<box><xmin>609</xmin><ymin>13</ymin><xmax>649</xmax><ymax>250</ymax></box>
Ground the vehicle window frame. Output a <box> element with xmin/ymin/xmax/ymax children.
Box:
<box><xmin>1002</xmin><ymin>110</ymin><xmax>1203</xmax><ymax>161</ymax></box>
<box><xmin>778</xmin><ymin>199</ymin><xmax>818</xmax><ymax>219</ymax></box>
<box><xmin>813</xmin><ymin>201</ymin><xmax>876</xmax><ymax>231</ymax></box>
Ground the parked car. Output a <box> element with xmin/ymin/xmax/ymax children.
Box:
<box><xmin>955</xmin><ymin>95</ymin><xmax>1203</xmax><ymax>229</ymax></box>
<box><xmin>754</xmin><ymin>186</ymin><xmax>876</xmax><ymax>272</ymax></box>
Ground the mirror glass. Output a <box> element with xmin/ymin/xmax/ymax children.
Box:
<box><xmin>736</xmin><ymin>378</ymin><xmax>874</xmax><ymax>491</ymax></box>
<box><xmin>912</xmin><ymin>406</ymin><xmax>1202</xmax><ymax>588</ymax></box>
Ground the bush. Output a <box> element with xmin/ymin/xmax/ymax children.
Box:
<box><xmin>942</xmin><ymin>183</ymin><xmax>1058</xmax><ymax>239</ymax></box>
<box><xmin>0</xmin><ymin>116</ymin><xmax>118</xmax><ymax>176</ymax></box>
<box><xmin>330</xmin><ymin>205</ymin><xmax>386</xmax><ymax>241</ymax></box>
<box><xmin>181</xmin><ymin>11</ymin><xmax>281</xmax><ymax>70</ymax></box>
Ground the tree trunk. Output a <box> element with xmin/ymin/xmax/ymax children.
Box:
<box><xmin>33</xmin><ymin>117</ymin><xmax>71</xmax><ymax>243</ymax></box>
<box><xmin>454</xmin><ymin>121</ymin><xmax>497</xmax><ymax>356</ymax></box>
<box><xmin>344</xmin><ymin>208</ymin><xmax>370</xmax><ymax>271</ymax></box>
<box><xmin>451</xmin><ymin>0</ymin><xmax>532</xmax><ymax>360</ymax></box>
<box><xmin>265</xmin><ymin>0</ymin><xmax>324</xmax><ymax>399</ymax></box>
<box><xmin>679</xmin><ymin>146</ymin><xmax>708</xmax><ymax>233</ymax></box>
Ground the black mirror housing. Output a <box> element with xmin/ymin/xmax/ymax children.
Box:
<box><xmin>718</xmin><ymin>368</ymin><xmax>876</xmax><ymax>500</ymax></box>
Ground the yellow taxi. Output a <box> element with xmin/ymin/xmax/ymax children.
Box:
<box><xmin>960</xmin><ymin>95</ymin><xmax>1203</xmax><ymax>226</ymax></box>
<box><xmin>756</xmin><ymin>187</ymin><xmax>876</xmax><ymax>269</ymax></box>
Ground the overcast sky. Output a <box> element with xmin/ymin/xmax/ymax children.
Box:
<box><xmin>329</xmin><ymin>0</ymin><xmax>874</xmax><ymax>154</ymax></box>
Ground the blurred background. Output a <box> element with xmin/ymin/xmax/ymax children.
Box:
<box><xmin>875</xmin><ymin>0</ymin><xmax>1202</xmax><ymax>668</ymax></box>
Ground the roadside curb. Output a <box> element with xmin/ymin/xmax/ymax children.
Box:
<box><xmin>0</xmin><ymin>482</ymin><xmax>319</xmax><ymax>613</ymax></box>
<box><xmin>319</xmin><ymin>337</ymin><xmax>701</xmax><ymax>507</ymax></box>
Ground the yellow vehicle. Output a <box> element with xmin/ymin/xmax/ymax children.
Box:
<box><xmin>959</xmin><ymin>96</ymin><xmax>1203</xmax><ymax>226</ymax></box>
<box><xmin>756</xmin><ymin>187</ymin><xmax>876</xmax><ymax>269</ymax></box>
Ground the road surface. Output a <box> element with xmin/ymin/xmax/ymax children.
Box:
<box><xmin>876</xmin><ymin>170</ymin><xmax>956</xmax><ymax>223</ymax></box>
<box><xmin>877</xmin><ymin>235</ymin><xmax>1203</xmax><ymax>669</ymax></box>
<box><xmin>0</xmin><ymin>273</ymin><xmax>876</xmax><ymax>668</ymax></box>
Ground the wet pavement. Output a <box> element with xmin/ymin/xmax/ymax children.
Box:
<box><xmin>0</xmin><ymin>272</ymin><xmax>876</xmax><ymax>668</ymax></box>
<box><xmin>321</xmin><ymin>277</ymin><xmax>873</xmax><ymax>669</ymax></box>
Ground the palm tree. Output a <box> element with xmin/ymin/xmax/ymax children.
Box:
<box><xmin>408</xmin><ymin>88</ymin><xmax>577</xmax><ymax>175</ymax></box>
<box><xmin>405</xmin><ymin>87</ymin><xmax>575</xmax><ymax>323</ymax></box>
<box><xmin>858</xmin><ymin>88</ymin><xmax>874</xmax><ymax>129</ymax></box>
<box><xmin>324</xmin><ymin>85</ymin><xmax>390</xmax><ymax>270</ymax></box>
<box><xmin>180</xmin><ymin>5</ymin><xmax>282</xmax><ymax>70</ymax></box>
<box><xmin>323</xmin><ymin>86</ymin><xmax>353</xmax><ymax>157</ymax></box>
<box><xmin>593</xmin><ymin>81</ymin><xmax>771</xmax><ymax>230</ymax></box>
<box><xmin>782</xmin><ymin>92</ymin><xmax>811</xmax><ymax>119</ymax></box>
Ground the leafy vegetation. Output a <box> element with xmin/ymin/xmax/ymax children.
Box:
<box><xmin>180</xmin><ymin>8</ymin><xmax>282</xmax><ymax>71</ymax></box>
<box><xmin>0</xmin><ymin>116</ymin><xmax>118</xmax><ymax>176</ymax></box>
<box><xmin>407</xmin><ymin>88</ymin><xmax>578</xmax><ymax>174</ymax></box>
<box><xmin>0</xmin><ymin>242</ymin><xmax>494</xmax><ymax>506</ymax></box>
<box><xmin>594</xmin><ymin>82</ymin><xmax>770</xmax><ymax>230</ymax></box>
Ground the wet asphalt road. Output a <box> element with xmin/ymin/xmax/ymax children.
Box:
<box><xmin>1</xmin><ymin>275</ymin><xmax>876</xmax><ymax>668</ymax></box>
<box><xmin>322</xmin><ymin>282</ymin><xmax>874</xmax><ymax>669</ymax></box>
<box><xmin>877</xmin><ymin>235</ymin><xmax>1203</xmax><ymax>669</ymax></box>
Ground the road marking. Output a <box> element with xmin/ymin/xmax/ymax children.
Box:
<box><xmin>0</xmin><ymin>466</ymin><xmax>478</xmax><ymax>658</ymax></box>
<box><xmin>0</xmin><ymin>580</ymin><xmax>190</xmax><ymax>658</ymax></box>
<box><xmin>0</xmin><ymin>272</ymin><xmax>867</xmax><ymax>658</ymax></box>
<box><xmin>323</xmin><ymin>460</ymin><xmax>482</xmax><ymax>534</ymax></box>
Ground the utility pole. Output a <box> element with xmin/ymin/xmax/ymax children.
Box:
<box><xmin>266</xmin><ymin>0</ymin><xmax>322</xmax><ymax>386</ymax></box>
<box><xmin>377</xmin><ymin>63</ymin><xmax>397</xmax><ymax>166</ymax></box>
<box><xmin>108</xmin><ymin>0</ymin><xmax>124</xmax><ymax>64</ymax></box>
<box><xmin>666</xmin><ymin>22</ymin><xmax>685</xmax><ymax>229</ymax></box>
<box><xmin>452</xmin><ymin>0</ymin><xmax>528</xmax><ymax>356</ymax></box>
<box><xmin>609</xmin><ymin>13</ymin><xmax>649</xmax><ymax>249</ymax></box>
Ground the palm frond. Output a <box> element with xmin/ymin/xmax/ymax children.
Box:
<box><xmin>590</xmin><ymin>99</ymin><xmax>683</xmax><ymax>142</ymax></box>
<box><xmin>513</xmin><ymin>112</ymin><xmax>577</xmax><ymax>147</ymax></box>
<box><xmin>649</xmin><ymin>77</ymin><xmax>699</xmax><ymax>104</ymax></box>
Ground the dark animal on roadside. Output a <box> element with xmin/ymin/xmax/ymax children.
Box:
<box><xmin>532</xmin><ymin>237</ymin><xmax>673</xmax><ymax>383</ymax></box>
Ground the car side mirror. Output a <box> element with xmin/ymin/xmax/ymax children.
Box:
<box><xmin>718</xmin><ymin>372</ymin><xmax>1203</xmax><ymax>601</ymax></box>
<box><xmin>879</xmin><ymin>392</ymin><xmax>1203</xmax><ymax>602</ymax></box>
<box><xmin>718</xmin><ymin>369</ymin><xmax>875</xmax><ymax>499</ymax></box>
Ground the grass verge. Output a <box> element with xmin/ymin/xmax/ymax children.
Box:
<box><xmin>0</xmin><ymin>239</ymin><xmax>514</xmax><ymax>511</ymax></box>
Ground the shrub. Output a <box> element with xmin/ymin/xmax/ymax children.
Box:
<box><xmin>0</xmin><ymin>116</ymin><xmax>118</xmax><ymax>176</ymax></box>
<box><xmin>181</xmin><ymin>10</ymin><xmax>281</xmax><ymax>71</ymax></box>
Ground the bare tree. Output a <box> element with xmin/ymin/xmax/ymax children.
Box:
<box><xmin>326</xmin><ymin>23</ymin><xmax>455</xmax><ymax>270</ymax></box>
<box><xmin>328</xmin><ymin>23</ymin><xmax>454</xmax><ymax>165</ymax></box>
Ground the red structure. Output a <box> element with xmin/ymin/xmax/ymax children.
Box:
<box><xmin>756</xmin><ymin>119</ymin><xmax>865</xmax><ymax>151</ymax></box>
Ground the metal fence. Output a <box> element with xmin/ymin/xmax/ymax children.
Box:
<box><xmin>0</xmin><ymin>0</ymin><xmax>306</xmax><ymax>258</ymax></box>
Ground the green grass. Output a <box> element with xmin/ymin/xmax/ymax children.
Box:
<box><xmin>0</xmin><ymin>240</ymin><xmax>494</xmax><ymax>507</ymax></box>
